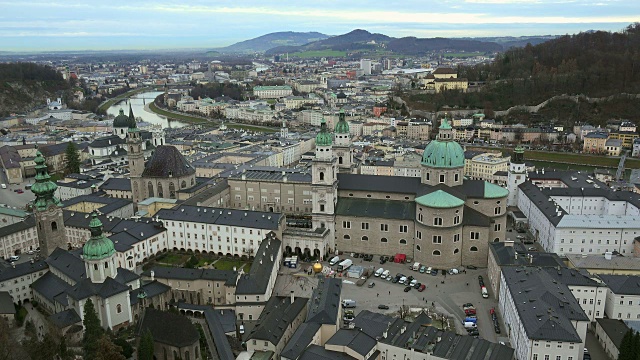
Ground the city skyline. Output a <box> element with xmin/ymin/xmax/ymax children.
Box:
<box><xmin>0</xmin><ymin>0</ymin><xmax>638</xmax><ymax>51</ymax></box>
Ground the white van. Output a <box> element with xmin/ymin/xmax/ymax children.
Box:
<box><xmin>463</xmin><ymin>321</ymin><xmax>477</xmax><ymax>328</ymax></box>
<box><xmin>342</xmin><ymin>299</ymin><xmax>356</xmax><ymax>308</ymax></box>
<box><xmin>329</xmin><ymin>256</ymin><xmax>340</xmax><ymax>266</ymax></box>
<box><xmin>9</xmin><ymin>256</ymin><xmax>19</xmax><ymax>262</ymax></box>
<box><xmin>382</xmin><ymin>270</ymin><xmax>390</xmax><ymax>279</ymax></box>
<box><xmin>0</xmin><ymin>184</ymin><xmax>6</xmax><ymax>189</ymax></box>
<box><xmin>375</xmin><ymin>268</ymin><xmax>384</xmax><ymax>277</ymax></box>
<box><xmin>481</xmin><ymin>287</ymin><xmax>489</xmax><ymax>299</ymax></box>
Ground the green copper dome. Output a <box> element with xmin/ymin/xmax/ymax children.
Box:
<box><xmin>416</xmin><ymin>190</ymin><xmax>465</xmax><ymax>209</ymax></box>
<box><xmin>113</xmin><ymin>108</ymin><xmax>131</xmax><ymax>128</ymax></box>
<box><xmin>82</xmin><ymin>213</ymin><xmax>116</xmax><ymax>261</ymax></box>
<box><xmin>316</xmin><ymin>119</ymin><xmax>333</xmax><ymax>146</ymax></box>
<box><xmin>421</xmin><ymin>117</ymin><xmax>464</xmax><ymax>168</ymax></box>
<box><xmin>334</xmin><ymin>110</ymin><xmax>350</xmax><ymax>134</ymax></box>
<box><xmin>31</xmin><ymin>151</ymin><xmax>62</xmax><ymax>211</ymax></box>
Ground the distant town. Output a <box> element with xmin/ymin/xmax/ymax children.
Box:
<box><xmin>1</xmin><ymin>28</ymin><xmax>640</xmax><ymax>360</ymax></box>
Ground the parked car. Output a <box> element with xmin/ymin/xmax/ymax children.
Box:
<box><xmin>8</xmin><ymin>256</ymin><xmax>19</xmax><ymax>262</ymax></box>
<box><xmin>16</xmin><ymin>189</ymin><xmax>23</xmax><ymax>194</ymax></box>
<box><xmin>404</xmin><ymin>286</ymin><xmax>412</xmax><ymax>292</ymax></box>
<box><xmin>409</xmin><ymin>279</ymin><xmax>418</xmax><ymax>287</ymax></box>
<box><xmin>368</xmin><ymin>282</ymin><xmax>375</xmax><ymax>288</ymax></box>
<box><xmin>354</xmin><ymin>253</ymin><xmax>360</xmax><ymax>258</ymax></box>
<box><xmin>378</xmin><ymin>304</ymin><xmax>389</xmax><ymax>310</ymax></box>
<box><xmin>418</xmin><ymin>284</ymin><xmax>426</xmax><ymax>292</ymax></box>
<box><xmin>239</xmin><ymin>324</ymin><xmax>245</xmax><ymax>334</ymax></box>
<box><xmin>516</xmin><ymin>235</ymin><xmax>525</xmax><ymax>239</ymax></box>
<box><xmin>413</xmin><ymin>282</ymin><xmax>421</xmax><ymax>289</ymax></box>
<box><xmin>448</xmin><ymin>268</ymin><xmax>459</xmax><ymax>275</ymax></box>
<box><xmin>430</xmin><ymin>269</ymin><xmax>438</xmax><ymax>276</ymax></box>
<box><xmin>419</xmin><ymin>265</ymin><xmax>427</xmax><ymax>273</ymax></box>
<box><xmin>466</xmin><ymin>265</ymin><xmax>478</xmax><ymax>270</ymax></box>
<box><xmin>26</xmin><ymin>250</ymin><xmax>34</xmax><ymax>255</ymax></box>
<box><xmin>528</xmin><ymin>247</ymin><xmax>537</xmax><ymax>251</ymax></box>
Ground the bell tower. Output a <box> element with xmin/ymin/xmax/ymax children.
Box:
<box><xmin>127</xmin><ymin>105</ymin><xmax>145</xmax><ymax>207</ymax></box>
<box><xmin>507</xmin><ymin>146</ymin><xmax>527</xmax><ymax>207</ymax></box>
<box><xmin>333</xmin><ymin>109</ymin><xmax>353</xmax><ymax>173</ymax></box>
<box><xmin>31</xmin><ymin>150</ymin><xmax>67</xmax><ymax>256</ymax></box>
<box><xmin>82</xmin><ymin>213</ymin><xmax>118</xmax><ymax>283</ymax></box>
<box><xmin>312</xmin><ymin>119</ymin><xmax>337</xmax><ymax>253</ymax></box>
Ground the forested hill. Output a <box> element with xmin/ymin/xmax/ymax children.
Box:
<box><xmin>459</xmin><ymin>24</ymin><xmax>640</xmax><ymax>99</ymax></box>
<box><xmin>0</xmin><ymin>63</ymin><xmax>69</xmax><ymax>117</ymax></box>
<box><xmin>406</xmin><ymin>24</ymin><xmax>640</xmax><ymax>126</ymax></box>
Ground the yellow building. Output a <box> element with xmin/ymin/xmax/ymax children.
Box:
<box><xmin>583</xmin><ymin>132</ymin><xmax>609</xmax><ymax>154</ymax></box>
<box><xmin>434</xmin><ymin>78</ymin><xmax>469</xmax><ymax>93</ymax></box>
<box><xmin>609</xmin><ymin>131</ymin><xmax>637</xmax><ymax>148</ymax></box>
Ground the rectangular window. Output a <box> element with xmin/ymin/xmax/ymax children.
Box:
<box><xmin>380</xmin><ymin>224</ymin><xmax>388</xmax><ymax>232</ymax></box>
<box><xmin>433</xmin><ymin>235</ymin><xmax>442</xmax><ymax>244</ymax></box>
<box><xmin>362</xmin><ymin>222</ymin><xmax>369</xmax><ymax>230</ymax></box>
<box><xmin>471</xmin><ymin>232</ymin><xmax>480</xmax><ymax>240</ymax></box>
<box><xmin>495</xmin><ymin>207</ymin><xmax>502</xmax><ymax>215</ymax></box>
<box><xmin>343</xmin><ymin>221</ymin><xmax>351</xmax><ymax>229</ymax></box>
<box><xmin>399</xmin><ymin>225</ymin><xmax>408</xmax><ymax>233</ymax></box>
<box><xmin>439</xmin><ymin>174</ymin><xmax>445</xmax><ymax>183</ymax></box>
<box><xmin>494</xmin><ymin>223</ymin><xmax>501</xmax><ymax>231</ymax></box>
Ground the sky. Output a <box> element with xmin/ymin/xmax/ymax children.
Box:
<box><xmin>0</xmin><ymin>0</ymin><xmax>638</xmax><ymax>52</ymax></box>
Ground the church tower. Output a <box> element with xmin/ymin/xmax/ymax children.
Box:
<box><xmin>312</xmin><ymin>119</ymin><xmax>338</xmax><ymax>254</ymax></box>
<box><xmin>280</xmin><ymin>120</ymin><xmax>289</xmax><ymax>139</ymax></box>
<box><xmin>31</xmin><ymin>151</ymin><xmax>66</xmax><ymax>256</ymax></box>
<box><xmin>333</xmin><ymin>109</ymin><xmax>353</xmax><ymax>173</ymax></box>
<box><xmin>507</xmin><ymin>146</ymin><xmax>527</xmax><ymax>207</ymax></box>
<box><xmin>127</xmin><ymin>105</ymin><xmax>145</xmax><ymax>208</ymax></box>
<box><xmin>82</xmin><ymin>213</ymin><xmax>118</xmax><ymax>283</ymax></box>
<box><xmin>420</xmin><ymin>117</ymin><xmax>465</xmax><ymax>187</ymax></box>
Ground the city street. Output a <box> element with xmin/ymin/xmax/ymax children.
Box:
<box><xmin>275</xmin><ymin>255</ymin><xmax>505</xmax><ymax>343</ymax></box>
<box><xmin>0</xmin><ymin>172</ymin><xmax>35</xmax><ymax>210</ymax></box>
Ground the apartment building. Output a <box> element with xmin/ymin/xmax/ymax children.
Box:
<box><xmin>600</xmin><ymin>275</ymin><xmax>640</xmax><ymax>320</ymax></box>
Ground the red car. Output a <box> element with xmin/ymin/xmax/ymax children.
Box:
<box><xmin>417</xmin><ymin>284</ymin><xmax>426</xmax><ymax>292</ymax></box>
<box><xmin>16</xmin><ymin>189</ymin><xmax>23</xmax><ymax>194</ymax></box>
<box><xmin>465</xmin><ymin>309</ymin><xmax>476</xmax><ymax>315</ymax></box>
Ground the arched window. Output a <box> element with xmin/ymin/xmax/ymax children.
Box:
<box><xmin>470</xmin><ymin>246</ymin><xmax>478</xmax><ymax>252</ymax></box>
<box><xmin>94</xmin><ymin>263</ymin><xmax>98</xmax><ymax>270</ymax></box>
<box><xmin>181</xmin><ymin>180</ymin><xmax>187</xmax><ymax>189</ymax></box>
<box><xmin>361</xmin><ymin>236</ymin><xmax>368</xmax><ymax>241</ymax></box>
<box><xmin>116</xmin><ymin>304</ymin><xmax>122</xmax><ymax>313</ymax></box>
<box><xmin>454</xmin><ymin>249</ymin><xmax>459</xmax><ymax>254</ymax></box>
<box><xmin>319</xmin><ymin>172</ymin><xmax>324</xmax><ymax>181</ymax></box>
<box><xmin>51</xmin><ymin>221</ymin><xmax>58</xmax><ymax>231</ymax></box>
<box><xmin>148</xmin><ymin>182</ymin><xmax>154</xmax><ymax>197</ymax></box>
<box><xmin>381</xmin><ymin>238</ymin><xmax>388</xmax><ymax>243</ymax></box>
<box><xmin>399</xmin><ymin>239</ymin><xmax>407</xmax><ymax>245</ymax></box>
<box><xmin>185</xmin><ymin>351</ymin><xmax>190</xmax><ymax>360</ymax></box>
<box><xmin>169</xmin><ymin>182</ymin><xmax>176</xmax><ymax>199</ymax></box>
<box><xmin>343</xmin><ymin>235</ymin><xmax>350</xmax><ymax>240</ymax></box>
<box><xmin>494</xmin><ymin>238</ymin><xmax>500</xmax><ymax>242</ymax></box>
<box><xmin>454</xmin><ymin>216</ymin><xmax>460</xmax><ymax>224</ymax></box>
<box><xmin>433</xmin><ymin>250</ymin><xmax>441</xmax><ymax>256</ymax></box>
<box><xmin>104</xmin><ymin>261</ymin><xmax>109</xmax><ymax>268</ymax></box>
<box><xmin>339</xmin><ymin>156</ymin><xmax>343</xmax><ymax>164</ymax></box>
<box><xmin>433</xmin><ymin>217</ymin><xmax>443</xmax><ymax>226</ymax></box>
<box><xmin>157</xmin><ymin>182</ymin><xmax>164</xmax><ymax>198</ymax></box>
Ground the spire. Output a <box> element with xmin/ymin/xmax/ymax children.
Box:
<box><xmin>316</xmin><ymin>119</ymin><xmax>333</xmax><ymax>146</ymax></box>
<box><xmin>128</xmin><ymin>104</ymin><xmax>139</xmax><ymax>131</ymax></box>
<box><xmin>334</xmin><ymin>109</ymin><xmax>350</xmax><ymax>134</ymax></box>
<box><xmin>31</xmin><ymin>151</ymin><xmax>61</xmax><ymax>211</ymax></box>
<box><xmin>83</xmin><ymin>212</ymin><xmax>116</xmax><ymax>261</ymax></box>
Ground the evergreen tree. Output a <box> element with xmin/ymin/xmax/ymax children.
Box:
<box><xmin>94</xmin><ymin>335</ymin><xmax>126</xmax><ymax>360</ymax></box>
<box><xmin>138</xmin><ymin>329</ymin><xmax>155</xmax><ymax>360</ymax></box>
<box><xmin>64</xmin><ymin>142</ymin><xmax>80</xmax><ymax>175</ymax></box>
<box><xmin>82</xmin><ymin>299</ymin><xmax>104</xmax><ymax>359</ymax></box>
<box><xmin>619</xmin><ymin>330</ymin><xmax>635</xmax><ymax>360</ymax></box>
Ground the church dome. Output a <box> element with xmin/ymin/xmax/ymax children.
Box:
<box><xmin>334</xmin><ymin>110</ymin><xmax>350</xmax><ymax>134</ymax></box>
<box><xmin>316</xmin><ymin>119</ymin><xmax>333</xmax><ymax>146</ymax></box>
<box><xmin>113</xmin><ymin>109</ymin><xmax>131</xmax><ymax>128</ymax></box>
<box><xmin>83</xmin><ymin>213</ymin><xmax>116</xmax><ymax>261</ymax></box>
<box><xmin>31</xmin><ymin>150</ymin><xmax>61</xmax><ymax>211</ymax></box>
<box><xmin>421</xmin><ymin>118</ymin><xmax>464</xmax><ymax>168</ymax></box>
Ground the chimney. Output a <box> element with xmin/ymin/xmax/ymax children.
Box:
<box><xmin>383</xmin><ymin>330</ymin><xmax>388</xmax><ymax>338</ymax></box>
<box><xmin>221</xmin><ymin>310</ymin><xmax>224</xmax><ymax>315</ymax></box>
<box><xmin>270</xmin><ymin>254</ymin><xmax>273</xmax><ymax>262</ymax></box>
<box><xmin>605</xmin><ymin>252</ymin><xmax>612</xmax><ymax>260</ymax></box>
<box><xmin>529</xmin><ymin>254</ymin><xmax>534</xmax><ymax>264</ymax></box>
<box><xmin>290</xmin><ymin>290</ymin><xmax>295</xmax><ymax>304</ymax></box>
<box><xmin>400</xmin><ymin>326</ymin><xmax>406</xmax><ymax>334</ymax></box>
<box><xmin>504</xmin><ymin>240</ymin><xmax>515</xmax><ymax>247</ymax></box>
<box><xmin>150</xmin><ymin>270</ymin><xmax>155</xmax><ymax>281</ymax></box>
<box><xmin>514</xmin><ymin>253</ymin><xmax>518</xmax><ymax>260</ymax></box>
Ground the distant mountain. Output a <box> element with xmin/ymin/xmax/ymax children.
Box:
<box><xmin>461</xmin><ymin>35</ymin><xmax>559</xmax><ymax>49</ymax></box>
<box><xmin>265</xmin><ymin>29</ymin><xmax>515</xmax><ymax>56</ymax></box>
<box><xmin>213</xmin><ymin>31</ymin><xmax>329</xmax><ymax>53</ymax></box>
<box><xmin>387</xmin><ymin>37</ymin><xmax>502</xmax><ymax>55</ymax></box>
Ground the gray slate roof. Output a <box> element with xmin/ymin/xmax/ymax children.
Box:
<box><xmin>298</xmin><ymin>344</ymin><xmax>358</xmax><ymax>360</ymax></box>
<box><xmin>489</xmin><ymin>242</ymin><xmax>564</xmax><ymax>268</ymax></box>
<box><xmin>142</xmin><ymin>145</ymin><xmax>195</xmax><ymax>178</ymax></box>
<box><xmin>156</xmin><ymin>205</ymin><xmax>282</xmax><ymax>230</ymax></box>
<box><xmin>49</xmin><ymin>308</ymin><xmax>81</xmax><ymax>328</ymax></box>
<box><xmin>142</xmin><ymin>266</ymin><xmax>237</xmax><ymax>286</ymax></box>
<box><xmin>248</xmin><ymin>296</ymin><xmax>308</xmax><ymax>345</ymax></box>
<box><xmin>100</xmin><ymin>178</ymin><xmax>132</xmax><ymax>191</ymax></box>
<box><xmin>0</xmin><ymin>291</ymin><xmax>15</xmax><ymax>314</ymax></box>
<box><xmin>502</xmin><ymin>266</ymin><xmax>589</xmax><ymax>342</ymax></box>
<box><xmin>325</xmin><ymin>328</ymin><xmax>377</xmax><ymax>357</ymax></box>
<box><xmin>0</xmin><ymin>216</ymin><xmax>35</xmax><ymax>239</ymax></box>
<box><xmin>46</xmin><ymin>248</ymin><xmax>87</xmax><ymax>283</ymax></box>
<box><xmin>335</xmin><ymin>198</ymin><xmax>415</xmax><ymax>220</ymax></box>
<box><xmin>0</xmin><ymin>259</ymin><xmax>47</xmax><ymax>282</ymax></box>
<box><xmin>337</xmin><ymin>173</ymin><xmax>422</xmax><ymax>194</ymax></box>
<box><xmin>306</xmin><ymin>277</ymin><xmax>342</xmax><ymax>324</ymax></box>
<box><xmin>30</xmin><ymin>271</ymin><xmax>70</xmax><ymax>305</ymax></box>
<box><xmin>203</xmin><ymin>309</ymin><xmax>235</xmax><ymax>360</ymax></box>
<box><xmin>236</xmin><ymin>235</ymin><xmax>280</xmax><ymax>295</ymax></box>
<box><xmin>280</xmin><ymin>322</ymin><xmax>322</xmax><ymax>360</ymax></box>
<box><xmin>596</xmin><ymin>318</ymin><xmax>628</xmax><ymax>350</ymax></box>
<box><xmin>599</xmin><ymin>274</ymin><xmax>640</xmax><ymax>295</ymax></box>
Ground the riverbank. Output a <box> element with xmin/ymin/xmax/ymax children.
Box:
<box><xmin>98</xmin><ymin>87</ymin><xmax>151</xmax><ymax>113</ymax></box>
<box><xmin>147</xmin><ymin>100</ymin><xmax>278</xmax><ymax>133</ymax></box>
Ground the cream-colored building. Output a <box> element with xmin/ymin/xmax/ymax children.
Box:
<box><xmin>464</xmin><ymin>152</ymin><xmax>510</xmax><ymax>184</ymax></box>
<box><xmin>583</xmin><ymin>132</ymin><xmax>609</xmax><ymax>153</ymax></box>
<box><xmin>0</xmin><ymin>217</ymin><xmax>38</xmax><ymax>260</ymax></box>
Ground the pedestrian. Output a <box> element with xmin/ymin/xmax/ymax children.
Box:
<box><xmin>435</xmin><ymin>284</ymin><xmax>437</xmax><ymax>288</ymax></box>
<box><xmin>388</xmin><ymin>291</ymin><xmax>391</xmax><ymax>295</ymax></box>
<box><xmin>431</xmin><ymin>302</ymin><xmax>434</xmax><ymax>307</ymax></box>
<box><xmin>377</xmin><ymin>293</ymin><xmax>379</xmax><ymax>297</ymax></box>
<box><xmin>466</xmin><ymin>282</ymin><xmax>469</xmax><ymax>286</ymax></box>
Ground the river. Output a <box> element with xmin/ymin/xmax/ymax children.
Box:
<box><xmin>105</xmin><ymin>91</ymin><xmax>187</xmax><ymax>128</ymax></box>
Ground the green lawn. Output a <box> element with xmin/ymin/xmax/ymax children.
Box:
<box><xmin>523</xmin><ymin>150</ymin><xmax>640</xmax><ymax>168</ymax></box>
<box><xmin>98</xmin><ymin>87</ymin><xmax>150</xmax><ymax>112</ymax></box>
<box><xmin>157</xmin><ymin>253</ymin><xmax>188</xmax><ymax>266</ymax></box>
<box><xmin>214</xmin><ymin>258</ymin><xmax>251</xmax><ymax>271</ymax></box>
<box><xmin>289</xmin><ymin>50</ymin><xmax>346</xmax><ymax>58</ymax></box>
